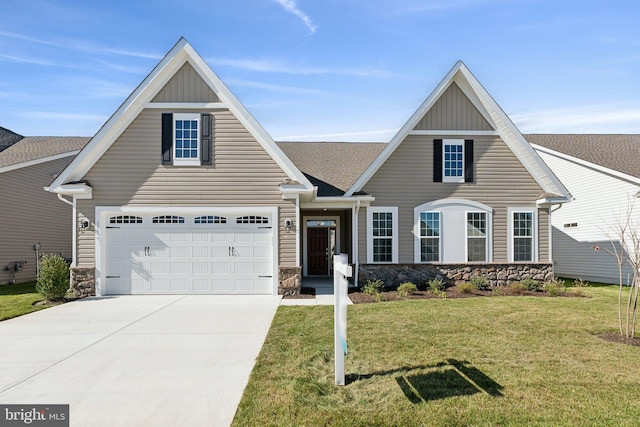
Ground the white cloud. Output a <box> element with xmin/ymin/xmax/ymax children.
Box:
<box><xmin>512</xmin><ymin>104</ymin><xmax>640</xmax><ymax>133</ymax></box>
<box><xmin>273</xmin><ymin>0</ymin><xmax>318</xmax><ymax>34</ymax></box>
<box><xmin>19</xmin><ymin>112</ymin><xmax>108</xmax><ymax>121</ymax></box>
<box><xmin>209</xmin><ymin>56</ymin><xmax>393</xmax><ymax>77</ymax></box>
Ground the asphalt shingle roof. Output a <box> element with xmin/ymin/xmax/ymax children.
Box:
<box><xmin>526</xmin><ymin>134</ymin><xmax>640</xmax><ymax>180</ymax></box>
<box><xmin>0</xmin><ymin>136</ymin><xmax>90</xmax><ymax>169</ymax></box>
<box><xmin>0</xmin><ymin>127</ymin><xmax>24</xmax><ymax>153</ymax></box>
<box><xmin>277</xmin><ymin>141</ymin><xmax>386</xmax><ymax>196</ymax></box>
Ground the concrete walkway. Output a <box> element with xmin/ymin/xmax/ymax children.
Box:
<box><xmin>280</xmin><ymin>277</ymin><xmax>353</xmax><ymax>306</ymax></box>
<box><xmin>0</xmin><ymin>295</ymin><xmax>281</xmax><ymax>427</ymax></box>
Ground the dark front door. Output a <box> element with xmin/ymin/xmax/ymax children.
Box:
<box><xmin>307</xmin><ymin>228</ymin><xmax>329</xmax><ymax>275</ymax></box>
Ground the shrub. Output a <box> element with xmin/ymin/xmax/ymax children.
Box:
<box><xmin>427</xmin><ymin>278</ymin><xmax>445</xmax><ymax>293</ymax></box>
<box><xmin>456</xmin><ymin>282</ymin><xmax>475</xmax><ymax>294</ymax></box>
<box><xmin>544</xmin><ymin>278</ymin><xmax>566</xmax><ymax>296</ymax></box>
<box><xmin>508</xmin><ymin>282</ymin><xmax>527</xmax><ymax>294</ymax></box>
<box><xmin>521</xmin><ymin>279</ymin><xmax>542</xmax><ymax>292</ymax></box>
<box><xmin>397</xmin><ymin>282</ymin><xmax>418</xmax><ymax>298</ymax></box>
<box><xmin>362</xmin><ymin>279</ymin><xmax>384</xmax><ymax>296</ymax></box>
<box><xmin>573</xmin><ymin>278</ymin><xmax>590</xmax><ymax>288</ymax></box>
<box><xmin>36</xmin><ymin>253</ymin><xmax>70</xmax><ymax>301</ymax></box>
<box><xmin>470</xmin><ymin>276</ymin><xmax>490</xmax><ymax>291</ymax></box>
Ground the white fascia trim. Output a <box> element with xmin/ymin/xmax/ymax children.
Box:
<box><xmin>49</xmin><ymin>183</ymin><xmax>93</xmax><ymax>199</ymax></box>
<box><xmin>533</xmin><ymin>143</ymin><xmax>640</xmax><ymax>186</ymax></box>
<box><xmin>455</xmin><ymin>65</ymin><xmax>571</xmax><ymax>201</ymax></box>
<box><xmin>409</xmin><ymin>130</ymin><xmax>498</xmax><ymax>136</ymax></box>
<box><xmin>144</xmin><ymin>102</ymin><xmax>228</xmax><ymax>109</ymax></box>
<box><xmin>49</xmin><ymin>38</ymin><xmax>312</xmax><ymax>192</ymax></box>
<box><xmin>507</xmin><ymin>207</ymin><xmax>538</xmax><ymax>263</ymax></box>
<box><xmin>183</xmin><ymin>45</ymin><xmax>313</xmax><ymax>190</ymax></box>
<box><xmin>50</xmin><ymin>39</ymin><xmax>192</xmax><ymax>190</ymax></box>
<box><xmin>346</xmin><ymin>62</ymin><xmax>474</xmax><ymax>196</ymax></box>
<box><xmin>0</xmin><ymin>150</ymin><xmax>80</xmax><ymax>174</ymax></box>
<box><xmin>301</xmin><ymin>195</ymin><xmax>374</xmax><ymax>209</ymax></box>
<box><xmin>366</xmin><ymin>206</ymin><xmax>399</xmax><ymax>264</ymax></box>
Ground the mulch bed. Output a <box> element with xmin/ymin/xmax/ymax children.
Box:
<box><xmin>347</xmin><ymin>287</ymin><xmax>584</xmax><ymax>304</ymax></box>
<box><xmin>598</xmin><ymin>333</ymin><xmax>640</xmax><ymax>347</ymax></box>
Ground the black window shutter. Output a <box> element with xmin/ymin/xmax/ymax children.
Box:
<box><xmin>433</xmin><ymin>139</ymin><xmax>443</xmax><ymax>182</ymax></box>
<box><xmin>200</xmin><ymin>113</ymin><xmax>213</xmax><ymax>165</ymax></box>
<box><xmin>464</xmin><ymin>139</ymin><xmax>474</xmax><ymax>183</ymax></box>
<box><xmin>161</xmin><ymin>113</ymin><xmax>173</xmax><ymax>165</ymax></box>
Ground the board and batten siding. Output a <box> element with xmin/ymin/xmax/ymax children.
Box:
<box><xmin>76</xmin><ymin>108</ymin><xmax>295</xmax><ymax>267</ymax></box>
<box><xmin>151</xmin><ymin>62</ymin><xmax>219</xmax><ymax>103</ymax></box>
<box><xmin>0</xmin><ymin>157</ymin><xmax>74</xmax><ymax>284</ymax></box>
<box><xmin>359</xmin><ymin>134</ymin><xmax>547</xmax><ymax>264</ymax></box>
<box><xmin>414</xmin><ymin>82</ymin><xmax>494</xmax><ymax>131</ymax></box>
<box><xmin>538</xmin><ymin>150</ymin><xmax>638</xmax><ymax>284</ymax></box>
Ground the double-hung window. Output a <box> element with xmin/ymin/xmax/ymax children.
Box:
<box><xmin>443</xmin><ymin>140</ymin><xmax>464</xmax><ymax>182</ymax></box>
<box><xmin>173</xmin><ymin>113</ymin><xmax>200</xmax><ymax>166</ymax></box>
<box><xmin>509</xmin><ymin>208</ymin><xmax>536</xmax><ymax>262</ymax></box>
<box><xmin>367</xmin><ymin>207</ymin><xmax>398</xmax><ymax>263</ymax></box>
<box><xmin>466</xmin><ymin>212</ymin><xmax>487</xmax><ymax>262</ymax></box>
<box><xmin>419</xmin><ymin>212</ymin><xmax>440</xmax><ymax>262</ymax></box>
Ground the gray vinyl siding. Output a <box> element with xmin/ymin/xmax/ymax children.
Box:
<box><xmin>0</xmin><ymin>157</ymin><xmax>74</xmax><ymax>284</ymax></box>
<box><xmin>76</xmin><ymin>108</ymin><xmax>295</xmax><ymax>267</ymax></box>
<box><xmin>359</xmin><ymin>134</ymin><xmax>545</xmax><ymax>263</ymax></box>
<box><xmin>414</xmin><ymin>82</ymin><xmax>494</xmax><ymax>131</ymax></box>
<box><xmin>151</xmin><ymin>62</ymin><xmax>219</xmax><ymax>103</ymax></box>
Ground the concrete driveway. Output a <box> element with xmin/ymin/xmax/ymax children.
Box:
<box><xmin>0</xmin><ymin>295</ymin><xmax>281</xmax><ymax>426</ymax></box>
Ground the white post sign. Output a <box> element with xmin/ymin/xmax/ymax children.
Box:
<box><xmin>334</xmin><ymin>253</ymin><xmax>352</xmax><ymax>386</ymax></box>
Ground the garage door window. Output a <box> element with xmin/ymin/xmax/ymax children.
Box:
<box><xmin>109</xmin><ymin>215</ymin><xmax>143</xmax><ymax>224</ymax></box>
<box><xmin>195</xmin><ymin>215</ymin><xmax>227</xmax><ymax>224</ymax></box>
<box><xmin>152</xmin><ymin>215</ymin><xmax>185</xmax><ymax>224</ymax></box>
<box><xmin>236</xmin><ymin>216</ymin><xmax>269</xmax><ymax>224</ymax></box>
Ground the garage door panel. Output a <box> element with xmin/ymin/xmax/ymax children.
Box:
<box><xmin>104</xmin><ymin>211</ymin><xmax>274</xmax><ymax>295</ymax></box>
<box><xmin>192</xmin><ymin>279</ymin><xmax>210</xmax><ymax>292</ymax></box>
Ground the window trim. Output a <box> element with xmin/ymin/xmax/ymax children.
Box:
<box><xmin>414</xmin><ymin>199</ymin><xmax>492</xmax><ymax>263</ymax></box>
<box><xmin>418</xmin><ymin>211</ymin><xmax>441</xmax><ymax>263</ymax></box>
<box><xmin>367</xmin><ymin>206</ymin><xmax>398</xmax><ymax>264</ymax></box>
<box><xmin>442</xmin><ymin>139</ymin><xmax>465</xmax><ymax>183</ymax></box>
<box><xmin>508</xmin><ymin>207</ymin><xmax>538</xmax><ymax>262</ymax></box>
<box><xmin>173</xmin><ymin>113</ymin><xmax>200</xmax><ymax>166</ymax></box>
<box><xmin>465</xmin><ymin>210</ymin><xmax>488</xmax><ymax>263</ymax></box>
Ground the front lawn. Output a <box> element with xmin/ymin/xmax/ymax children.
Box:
<box><xmin>0</xmin><ymin>281</ymin><xmax>47</xmax><ymax>321</ymax></box>
<box><xmin>233</xmin><ymin>285</ymin><xmax>640</xmax><ymax>426</ymax></box>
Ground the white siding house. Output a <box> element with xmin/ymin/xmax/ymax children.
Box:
<box><xmin>532</xmin><ymin>136</ymin><xmax>640</xmax><ymax>284</ymax></box>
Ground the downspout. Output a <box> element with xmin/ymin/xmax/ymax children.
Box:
<box><xmin>56</xmin><ymin>193</ymin><xmax>76</xmax><ymax>267</ymax></box>
<box><xmin>295</xmin><ymin>195</ymin><xmax>300</xmax><ymax>266</ymax></box>
<box><xmin>352</xmin><ymin>199</ymin><xmax>361</xmax><ymax>287</ymax></box>
<box><xmin>548</xmin><ymin>203</ymin><xmax>564</xmax><ymax>264</ymax></box>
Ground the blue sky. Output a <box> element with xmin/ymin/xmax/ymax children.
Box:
<box><xmin>1</xmin><ymin>0</ymin><xmax>639</xmax><ymax>141</ymax></box>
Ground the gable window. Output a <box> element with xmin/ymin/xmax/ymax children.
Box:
<box><xmin>173</xmin><ymin>113</ymin><xmax>200</xmax><ymax>166</ymax></box>
<box><xmin>509</xmin><ymin>208</ymin><xmax>537</xmax><ymax>262</ymax></box>
<box><xmin>162</xmin><ymin>113</ymin><xmax>213</xmax><ymax>166</ymax></box>
<box><xmin>367</xmin><ymin>207</ymin><xmax>398</xmax><ymax>263</ymax></box>
<box><xmin>419</xmin><ymin>212</ymin><xmax>440</xmax><ymax>262</ymax></box>
<box><xmin>433</xmin><ymin>139</ymin><xmax>474</xmax><ymax>183</ymax></box>
<box><xmin>467</xmin><ymin>212</ymin><xmax>487</xmax><ymax>262</ymax></box>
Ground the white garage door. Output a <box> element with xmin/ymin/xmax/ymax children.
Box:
<box><xmin>103</xmin><ymin>212</ymin><xmax>274</xmax><ymax>295</ymax></box>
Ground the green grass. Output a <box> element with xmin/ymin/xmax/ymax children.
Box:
<box><xmin>233</xmin><ymin>285</ymin><xmax>640</xmax><ymax>426</ymax></box>
<box><xmin>0</xmin><ymin>281</ymin><xmax>48</xmax><ymax>321</ymax></box>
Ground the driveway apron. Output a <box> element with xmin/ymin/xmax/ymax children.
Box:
<box><xmin>0</xmin><ymin>295</ymin><xmax>281</xmax><ymax>426</ymax></box>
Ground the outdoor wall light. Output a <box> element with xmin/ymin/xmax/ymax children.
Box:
<box><xmin>79</xmin><ymin>219</ymin><xmax>90</xmax><ymax>230</ymax></box>
<box><xmin>284</xmin><ymin>218</ymin><xmax>293</xmax><ymax>231</ymax></box>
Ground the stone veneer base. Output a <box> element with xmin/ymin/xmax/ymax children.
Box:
<box><xmin>278</xmin><ymin>266</ymin><xmax>302</xmax><ymax>296</ymax></box>
<box><xmin>358</xmin><ymin>263</ymin><xmax>554</xmax><ymax>288</ymax></box>
<box><xmin>70</xmin><ymin>266</ymin><xmax>96</xmax><ymax>298</ymax></box>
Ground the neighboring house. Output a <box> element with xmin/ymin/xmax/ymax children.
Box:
<box><xmin>531</xmin><ymin>135</ymin><xmax>640</xmax><ymax>284</ymax></box>
<box><xmin>47</xmin><ymin>38</ymin><xmax>571</xmax><ymax>297</ymax></box>
<box><xmin>0</xmin><ymin>127</ymin><xmax>89</xmax><ymax>284</ymax></box>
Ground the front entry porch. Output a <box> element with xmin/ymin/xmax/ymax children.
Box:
<box><xmin>300</xmin><ymin>209</ymin><xmax>353</xmax><ymax>278</ymax></box>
